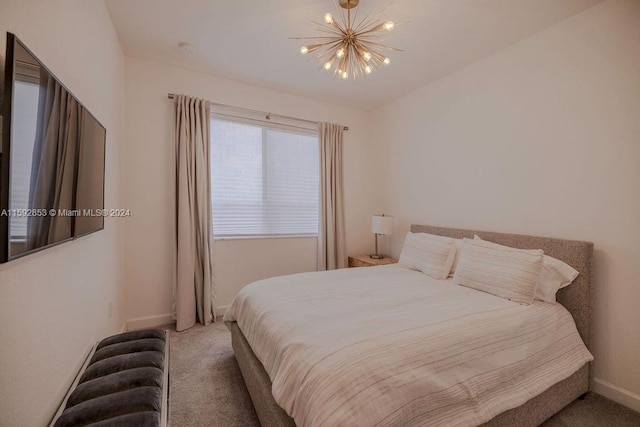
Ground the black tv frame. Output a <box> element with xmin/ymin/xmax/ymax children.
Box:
<box><xmin>0</xmin><ymin>33</ymin><xmax>106</xmax><ymax>263</ymax></box>
<box><xmin>0</xmin><ymin>33</ymin><xmax>15</xmax><ymax>263</ymax></box>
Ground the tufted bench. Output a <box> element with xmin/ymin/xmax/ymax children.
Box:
<box><xmin>52</xmin><ymin>329</ymin><xmax>169</xmax><ymax>427</ymax></box>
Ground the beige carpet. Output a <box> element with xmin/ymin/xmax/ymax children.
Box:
<box><xmin>168</xmin><ymin>322</ymin><xmax>259</xmax><ymax>426</ymax></box>
<box><xmin>168</xmin><ymin>323</ymin><xmax>640</xmax><ymax>427</ymax></box>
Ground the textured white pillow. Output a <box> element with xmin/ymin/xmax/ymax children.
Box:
<box><xmin>536</xmin><ymin>255</ymin><xmax>580</xmax><ymax>302</ymax></box>
<box><xmin>472</xmin><ymin>235</ymin><xmax>579</xmax><ymax>303</ymax></box>
<box><xmin>453</xmin><ymin>238</ymin><xmax>543</xmax><ymax>305</ymax></box>
<box><xmin>398</xmin><ymin>232</ymin><xmax>457</xmax><ymax>280</ymax></box>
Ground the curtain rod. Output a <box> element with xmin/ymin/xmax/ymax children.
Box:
<box><xmin>167</xmin><ymin>93</ymin><xmax>349</xmax><ymax>131</ymax></box>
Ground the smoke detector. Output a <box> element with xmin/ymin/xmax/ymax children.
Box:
<box><xmin>178</xmin><ymin>42</ymin><xmax>196</xmax><ymax>54</ymax></box>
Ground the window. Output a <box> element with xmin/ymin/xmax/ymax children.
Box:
<box><xmin>210</xmin><ymin>117</ymin><xmax>319</xmax><ymax>237</ymax></box>
<box><xmin>9</xmin><ymin>80</ymin><xmax>40</xmax><ymax>240</ymax></box>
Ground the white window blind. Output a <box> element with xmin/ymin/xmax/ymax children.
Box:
<box><xmin>210</xmin><ymin>117</ymin><xmax>319</xmax><ymax>237</ymax></box>
<box><xmin>9</xmin><ymin>80</ymin><xmax>40</xmax><ymax>240</ymax></box>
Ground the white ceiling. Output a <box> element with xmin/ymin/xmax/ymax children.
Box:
<box><xmin>105</xmin><ymin>0</ymin><xmax>603</xmax><ymax>110</ymax></box>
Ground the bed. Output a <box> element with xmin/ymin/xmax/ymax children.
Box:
<box><xmin>224</xmin><ymin>225</ymin><xmax>594</xmax><ymax>426</ymax></box>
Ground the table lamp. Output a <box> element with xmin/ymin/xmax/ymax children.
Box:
<box><xmin>370</xmin><ymin>214</ymin><xmax>394</xmax><ymax>259</ymax></box>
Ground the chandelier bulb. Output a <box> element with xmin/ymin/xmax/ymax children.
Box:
<box><xmin>384</xmin><ymin>21</ymin><xmax>395</xmax><ymax>31</ymax></box>
<box><xmin>324</xmin><ymin>62</ymin><xmax>332</xmax><ymax>70</ymax></box>
<box><xmin>324</xmin><ymin>13</ymin><xmax>334</xmax><ymax>24</ymax></box>
<box><xmin>336</xmin><ymin>48</ymin><xmax>345</xmax><ymax>58</ymax></box>
<box><xmin>363</xmin><ymin>52</ymin><xmax>372</xmax><ymax>61</ymax></box>
<box><xmin>300</xmin><ymin>46</ymin><xmax>309</xmax><ymax>54</ymax></box>
<box><xmin>365</xmin><ymin>65</ymin><xmax>372</xmax><ymax>74</ymax></box>
<box><xmin>383</xmin><ymin>57</ymin><xmax>391</xmax><ymax>65</ymax></box>
<box><xmin>341</xmin><ymin>71</ymin><xmax>349</xmax><ymax>79</ymax></box>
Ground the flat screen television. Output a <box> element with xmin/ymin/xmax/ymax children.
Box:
<box><xmin>0</xmin><ymin>33</ymin><xmax>106</xmax><ymax>262</ymax></box>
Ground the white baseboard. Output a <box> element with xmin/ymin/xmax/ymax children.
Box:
<box><xmin>125</xmin><ymin>307</ymin><xmax>229</xmax><ymax>332</ymax></box>
<box><xmin>49</xmin><ymin>343</ymin><xmax>97</xmax><ymax>426</ymax></box>
<box><xmin>594</xmin><ymin>377</ymin><xmax>640</xmax><ymax>412</ymax></box>
<box><xmin>125</xmin><ymin>314</ymin><xmax>175</xmax><ymax>331</ymax></box>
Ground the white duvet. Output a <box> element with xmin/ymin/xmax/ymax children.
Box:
<box><xmin>224</xmin><ymin>265</ymin><xmax>593</xmax><ymax>427</ymax></box>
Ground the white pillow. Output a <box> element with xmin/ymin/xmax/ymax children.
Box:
<box><xmin>398</xmin><ymin>232</ymin><xmax>457</xmax><ymax>280</ymax></box>
<box><xmin>453</xmin><ymin>238</ymin><xmax>543</xmax><ymax>305</ymax></box>
<box><xmin>473</xmin><ymin>235</ymin><xmax>579</xmax><ymax>303</ymax></box>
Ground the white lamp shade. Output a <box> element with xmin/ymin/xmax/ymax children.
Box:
<box><xmin>372</xmin><ymin>215</ymin><xmax>394</xmax><ymax>235</ymax></box>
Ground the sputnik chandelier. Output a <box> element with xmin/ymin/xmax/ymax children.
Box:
<box><xmin>292</xmin><ymin>0</ymin><xmax>402</xmax><ymax>80</ymax></box>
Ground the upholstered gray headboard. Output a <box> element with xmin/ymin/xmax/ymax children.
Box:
<box><xmin>410</xmin><ymin>225</ymin><xmax>594</xmax><ymax>356</ymax></box>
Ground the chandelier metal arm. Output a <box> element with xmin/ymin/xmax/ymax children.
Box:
<box><xmin>357</xmin><ymin>40</ymin><xmax>405</xmax><ymax>52</ymax></box>
<box><xmin>353</xmin><ymin>12</ymin><xmax>375</xmax><ymax>33</ymax></box>
<box><xmin>293</xmin><ymin>0</ymin><xmax>401</xmax><ymax>80</ymax></box>
<box><xmin>290</xmin><ymin>36</ymin><xmax>342</xmax><ymax>40</ymax></box>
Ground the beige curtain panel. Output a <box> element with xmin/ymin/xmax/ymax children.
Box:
<box><xmin>174</xmin><ymin>94</ymin><xmax>217</xmax><ymax>331</ymax></box>
<box><xmin>28</xmin><ymin>75</ymin><xmax>79</xmax><ymax>248</ymax></box>
<box><xmin>318</xmin><ymin>122</ymin><xmax>347</xmax><ymax>270</ymax></box>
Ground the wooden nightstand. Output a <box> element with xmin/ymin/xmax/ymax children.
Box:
<box><xmin>348</xmin><ymin>255</ymin><xmax>398</xmax><ymax>268</ymax></box>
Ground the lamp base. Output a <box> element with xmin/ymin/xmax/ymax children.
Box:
<box><xmin>369</xmin><ymin>254</ymin><xmax>384</xmax><ymax>259</ymax></box>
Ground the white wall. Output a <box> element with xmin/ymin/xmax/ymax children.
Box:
<box><xmin>0</xmin><ymin>1</ymin><xmax>125</xmax><ymax>426</ymax></box>
<box><xmin>371</xmin><ymin>0</ymin><xmax>640</xmax><ymax>410</ymax></box>
<box><xmin>214</xmin><ymin>237</ymin><xmax>318</xmax><ymax>307</ymax></box>
<box><xmin>122</xmin><ymin>56</ymin><xmax>376</xmax><ymax>323</ymax></box>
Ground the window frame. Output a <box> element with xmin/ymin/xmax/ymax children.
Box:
<box><xmin>210</xmin><ymin>112</ymin><xmax>320</xmax><ymax>240</ymax></box>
